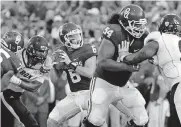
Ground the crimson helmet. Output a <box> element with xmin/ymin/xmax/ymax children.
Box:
<box><xmin>26</xmin><ymin>35</ymin><xmax>49</xmax><ymax>67</ymax></box>
<box><xmin>118</xmin><ymin>4</ymin><xmax>147</xmax><ymax>38</ymax></box>
<box><xmin>159</xmin><ymin>14</ymin><xmax>181</xmax><ymax>37</ymax></box>
<box><xmin>59</xmin><ymin>22</ymin><xmax>83</xmax><ymax>49</ymax></box>
<box><xmin>1</xmin><ymin>31</ymin><xmax>24</xmax><ymax>53</ymax></box>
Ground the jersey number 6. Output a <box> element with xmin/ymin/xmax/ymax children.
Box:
<box><xmin>91</xmin><ymin>45</ymin><xmax>97</xmax><ymax>53</ymax></box>
<box><xmin>68</xmin><ymin>70</ymin><xmax>81</xmax><ymax>83</ymax></box>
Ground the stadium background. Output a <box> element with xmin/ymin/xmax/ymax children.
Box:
<box><xmin>1</xmin><ymin>1</ymin><xmax>180</xmax><ymax>127</ymax></box>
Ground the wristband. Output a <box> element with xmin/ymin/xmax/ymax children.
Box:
<box><xmin>10</xmin><ymin>76</ymin><xmax>22</xmax><ymax>86</ymax></box>
<box><xmin>68</xmin><ymin>62</ymin><xmax>78</xmax><ymax>70</ymax></box>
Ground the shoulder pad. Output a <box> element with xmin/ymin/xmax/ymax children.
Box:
<box><xmin>144</xmin><ymin>31</ymin><xmax>161</xmax><ymax>45</ymax></box>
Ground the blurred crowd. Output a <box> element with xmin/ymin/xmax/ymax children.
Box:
<box><xmin>1</xmin><ymin>1</ymin><xmax>180</xmax><ymax>127</ymax></box>
<box><xmin>1</xmin><ymin>1</ymin><xmax>181</xmax><ymax>49</ymax></box>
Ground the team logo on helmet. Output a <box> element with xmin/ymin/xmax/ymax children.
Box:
<box><xmin>15</xmin><ymin>35</ymin><xmax>21</xmax><ymax>45</ymax></box>
<box><xmin>123</xmin><ymin>8</ymin><xmax>130</xmax><ymax>19</ymax></box>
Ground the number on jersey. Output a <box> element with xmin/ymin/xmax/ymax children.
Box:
<box><xmin>68</xmin><ymin>70</ymin><xmax>81</xmax><ymax>83</ymax></box>
<box><xmin>91</xmin><ymin>45</ymin><xmax>97</xmax><ymax>53</ymax></box>
<box><xmin>103</xmin><ymin>27</ymin><xmax>113</xmax><ymax>38</ymax></box>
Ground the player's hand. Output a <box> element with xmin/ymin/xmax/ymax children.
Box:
<box><xmin>148</xmin><ymin>56</ymin><xmax>158</xmax><ymax>65</ymax></box>
<box><xmin>1</xmin><ymin>70</ymin><xmax>14</xmax><ymax>92</ymax></box>
<box><xmin>52</xmin><ymin>49</ymin><xmax>65</xmax><ymax>63</ymax></box>
<box><xmin>118</xmin><ymin>41</ymin><xmax>130</xmax><ymax>62</ymax></box>
<box><xmin>40</xmin><ymin>56</ymin><xmax>54</xmax><ymax>73</ymax></box>
<box><xmin>52</xmin><ymin>49</ymin><xmax>71</xmax><ymax>65</ymax></box>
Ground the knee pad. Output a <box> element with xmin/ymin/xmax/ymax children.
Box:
<box><xmin>47</xmin><ymin>118</ymin><xmax>59</xmax><ymax>127</ymax></box>
<box><xmin>92</xmin><ymin>88</ymin><xmax>107</xmax><ymax>105</ymax></box>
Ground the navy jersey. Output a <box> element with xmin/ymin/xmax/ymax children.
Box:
<box><xmin>55</xmin><ymin>44</ymin><xmax>97</xmax><ymax>92</ymax></box>
<box><xmin>94</xmin><ymin>24</ymin><xmax>148</xmax><ymax>87</ymax></box>
<box><xmin>1</xmin><ymin>47</ymin><xmax>21</xmax><ymax>77</ymax></box>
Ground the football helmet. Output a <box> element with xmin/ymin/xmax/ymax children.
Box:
<box><xmin>59</xmin><ymin>22</ymin><xmax>83</xmax><ymax>49</ymax></box>
<box><xmin>159</xmin><ymin>14</ymin><xmax>181</xmax><ymax>37</ymax></box>
<box><xmin>1</xmin><ymin>31</ymin><xmax>24</xmax><ymax>53</ymax></box>
<box><xmin>26</xmin><ymin>35</ymin><xmax>49</xmax><ymax>67</ymax></box>
<box><xmin>118</xmin><ymin>4</ymin><xmax>147</xmax><ymax>38</ymax></box>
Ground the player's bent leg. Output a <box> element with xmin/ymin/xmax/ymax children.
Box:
<box><xmin>48</xmin><ymin>94</ymin><xmax>81</xmax><ymax>126</ymax></box>
<box><xmin>87</xmin><ymin>78</ymin><xmax>113</xmax><ymax>127</ymax></box>
<box><xmin>116</xmin><ymin>87</ymin><xmax>148</xmax><ymax>126</ymax></box>
<box><xmin>87</xmin><ymin>88</ymin><xmax>109</xmax><ymax>126</ymax></box>
<box><xmin>3</xmin><ymin>90</ymin><xmax>39</xmax><ymax>127</ymax></box>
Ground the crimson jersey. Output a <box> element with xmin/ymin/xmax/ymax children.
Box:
<box><xmin>0</xmin><ymin>47</ymin><xmax>21</xmax><ymax>78</ymax></box>
<box><xmin>94</xmin><ymin>24</ymin><xmax>148</xmax><ymax>87</ymax></box>
<box><xmin>54</xmin><ymin>44</ymin><xmax>97</xmax><ymax>92</ymax></box>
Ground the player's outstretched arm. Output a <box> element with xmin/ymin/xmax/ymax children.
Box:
<box><xmin>123</xmin><ymin>41</ymin><xmax>159</xmax><ymax>65</ymax></box>
<box><xmin>75</xmin><ymin>56</ymin><xmax>97</xmax><ymax>78</ymax></box>
<box><xmin>19</xmin><ymin>80</ymin><xmax>43</xmax><ymax>92</ymax></box>
<box><xmin>10</xmin><ymin>75</ymin><xmax>44</xmax><ymax>92</ymax></box>
<box><xmin>97</xmin><ymin>39</ymin><xmax>139</xmax><ymax>72</ymax></box>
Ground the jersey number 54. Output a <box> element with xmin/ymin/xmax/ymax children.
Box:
<box><xmin>103</xmin><ymin>27</ymin><xmax>113</xmax><ymax>38</ymax></box>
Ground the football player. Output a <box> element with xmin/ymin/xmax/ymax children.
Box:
<box><xmin>83</xmin><ymin>4</ymin><xmax>149</xmax><ymax>127</ymax></box>
<box><xmin>118</xmin><ymin>14</ymin><xmax>181</xmax><ymax>126</ymax></box>
<box><xmin>47</xmin><ymin>22</ymin><xmax>97</xmax><ymax>127</ymax></box>
<box><xmin>1</xmin><ymin>31</ymin><xmax>24</xmax><ymax>127</ymax></box>
<box><xmin>1</xmin><ymin>31</ymin><xmax>24</xmax><ymax>91</ymax></box>
<box><xmin>1</xmin><ymin>34</ymin><xmax>50</xmax><ymax>127</ymax></box>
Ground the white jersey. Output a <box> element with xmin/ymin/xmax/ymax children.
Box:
<box><xmin>7</xmin><ymin>49</ymin><xmax>50</xmax><ymax>92</ymax></box>
<box><xmin>144</xmin><ymin>31</ymin><xmax>181</xmax><ymax>89</ymax></box>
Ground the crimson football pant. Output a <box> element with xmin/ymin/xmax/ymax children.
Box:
<box><xmin>87</xmin><ymin>77</ymin><xmax>148</xmax><ymax>127</ymax></box>
<box><xmin>1</xmin><ymin>89</ymin><xmax>39</xmax><ymax>127</ymax></box>
<box><xmin>169</xmin><ymin>82</ymin><xmax>181</xmax><ymax>126</ymax></box>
